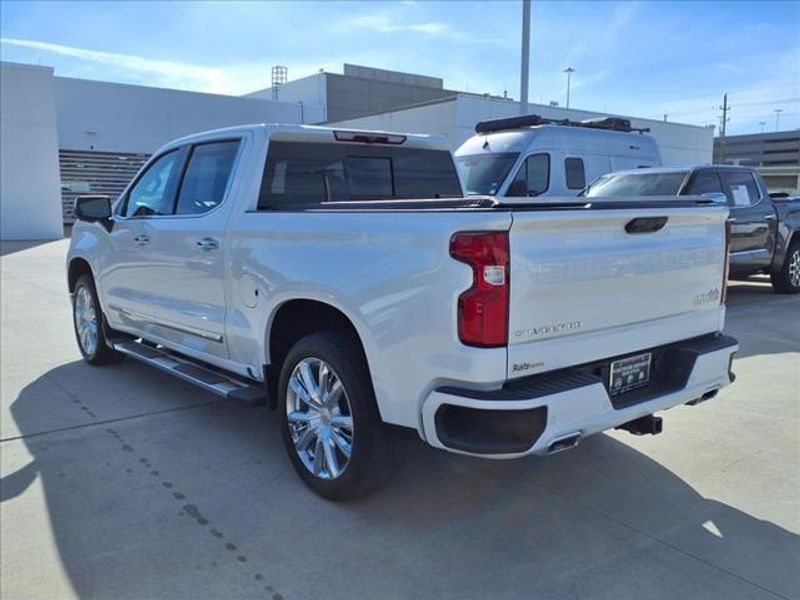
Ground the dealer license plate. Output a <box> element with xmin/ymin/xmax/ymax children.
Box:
<box><xmin>609</xmin><ymin>353</ymin><xmax>651</xmax><ymax>396</ymax></box>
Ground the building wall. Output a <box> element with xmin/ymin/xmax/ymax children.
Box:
<box><xmin>246</xmin><ymin>66</ymin><xmax>459</xmax><ymax>123</ymax></box>
<box><xmin>324</xmin><ymin>72</ymin><xmax>456</xmax><ymax>122</ymax></box>
<box><xmin>332</xmin><ymin>94</ymin><xmax>459</xmax><ymax>138</ymax></box>
<box><xmin>331</xmin><ymin>94</ymin><xmax>715</xmax><ymax>166</ymax></box>
<box><xmin>1</xmin><ymin>63</ymin><xmax>63</xmax><ymax>240</ymax></box>
<box><xmin>2</xmin><ymin>62</ymin><xmax>330</xmax><ymax>236</ymax></box>
<box><xmin>246</xmin><ymin>72</ymin><xmax>328</xmax><ymax>121</ymax></box>
<box><xmin>55</xmin><ymin>77</ymin><xmax>324</xmax><ymax>154</ymax></box>
<box><xmin>713</xmin><ymin>130</ymin><xmax>800</xmax><ymax>166</ymax></box>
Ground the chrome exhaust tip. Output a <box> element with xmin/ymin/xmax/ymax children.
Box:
<box><xmin>546</xmin><ymin>432</ymin><xmax>582</xmax><ymax>455</ymax></box>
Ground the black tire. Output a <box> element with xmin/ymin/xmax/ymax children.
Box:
<box><xmin>278</xmin><ymin>331</ymin><xmax>406</xmax><ymax>500</ymax></box>
<box><xmin>72</xmin><ymin>274</ymin><xmax>125</xmax><ymax>365</ymax></box>
<box><xmin>770</xmin><ymin>241</ymin><xmax>800</xmax><ymax>294</ymax></box>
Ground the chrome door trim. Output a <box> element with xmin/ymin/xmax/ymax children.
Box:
<box><xmin>154</xmin><ymin>320</ymin><xmax>224</xmax><ymax>343</ymax></box>
<box><xmin>109</xmin><ymin>304</ymin><xmax>224</xmax><ymax>343</ymax></box>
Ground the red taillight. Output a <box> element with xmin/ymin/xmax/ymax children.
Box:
<box><xmin>450</xmin><ymin>231</ymin><xmax>510</xmax><ymax>347</ymax></box>
<box><xmin>721</xmin><ymin>218</ymin><xmax>731</xmax><ymax>304</ymax></box>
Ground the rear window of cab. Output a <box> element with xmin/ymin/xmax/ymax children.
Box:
<box><xmin>258</xmin><ymin>141</ymin><xmax>463</xmax><ymax>208</ymax></box>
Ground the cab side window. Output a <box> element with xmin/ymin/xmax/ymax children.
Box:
<box><xmin>564</xmin><ymin>157</ymin><xmax>586</xmax><ymax>190</ymax></box>
<box><xmin>512</xmin><ymin>153</ymin><xmax>549</xmax><ymax>196</ymax></box>
<box><xmin>685</xmin><ymin>171</ymin><xmax>723</xmax><ymax>195</ymax></box>
<box><xmin>124</xmin><ymin>150</ymin><xmax>182</xmax><ymax>217</ymax></box>
<box><xmin>175</xmin><ymin>141</ymin><xmax>240</xmax><ymax>215</ymax></box>
<box><xmin>720</xmin><ymin>171</ymin><xmax>760</xmax><ymax>207</ymax></box>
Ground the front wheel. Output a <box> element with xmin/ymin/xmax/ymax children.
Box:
<box><xmin>72</xmin><ymin>274</ymin><xmax>125</xmax><ymax>365</ymax></box>
<box><xmin>771</xmin><ymin>241</ymin><xmax>800</xmax><ymax>294</ymax></box>
<box><xmin>278</xmin><ymin>331</ymin><xmax>406</xmax><ymax>500</ymax></box>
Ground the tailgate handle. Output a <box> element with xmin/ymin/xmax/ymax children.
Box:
<box><xmin>625</xmin><ymin>216</ymin><xmax>668</xmax><ymax>234</ymax></box>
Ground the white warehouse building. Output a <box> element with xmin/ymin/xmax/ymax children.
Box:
<box><xmin>1</xmin><ymin>61</ymin><xmax>322</xmax><ymax>240</ymax></box>
<box><xmin>1</xmin><ymin>60</ymin><xmax>714</xmax><ymax>241</ymax></box>
<box><xmin>329</xmin><ymin>94</ymin><xmax>713</xmax><ymax>166</ymax></box>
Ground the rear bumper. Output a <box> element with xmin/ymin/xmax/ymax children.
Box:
<box><xmin>421</xmin><ymin>334</ymin><xmax>738</xmax><ymax>458</ymax></box>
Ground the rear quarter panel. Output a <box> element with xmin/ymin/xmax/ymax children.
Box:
<box><xmin>227</xmin><ymin>209</ymin><xmax>512</xmax><ymax>430</ymax></box>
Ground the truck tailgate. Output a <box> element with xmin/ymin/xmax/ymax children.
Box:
<box><xmin>507</xmin><ymin>203</ymin><xmax>728</xmax><ymax>378</ymax></box>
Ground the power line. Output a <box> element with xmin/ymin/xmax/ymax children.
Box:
<box><xmin>660</xmin><ymin>98</ymin><xmax>799</xmax><ymax>119</ymax></box>
<box><xmin>726</xmin><ymin>111</ymin><xmax>799</xmax><ymax>121</ymax></box>
<box><xmin>732</xmin><ymin>97</ymin><xmax>799</xmax><ymax>108</ymax></box>
<box><xmin>653</xmin><ymin>82</ymin><xmax>798</xmax><ymax>105</ymax></box>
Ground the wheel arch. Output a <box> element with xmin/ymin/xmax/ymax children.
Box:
<box><xmin>772</xmin><ymin>227</ymin><xmax>800</xmax><ymax>273</ymax></box>
<box><xmin>67</xmin><ymin>257</ymin><xmax>94</xmax><ymax>292</ymax></box>
<box><xmin>265</xmin><ymin>298</ymin><xmax>373</xmax><ymax>411</ymax></box>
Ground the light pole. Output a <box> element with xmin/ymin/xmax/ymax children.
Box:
<box><xmin>564</xmin><ymin>67</ymin><xmax>575</xmax><ymax>109</ymax></box>
<box><xmin>774</xmin><ymin>108</ymin><xmax>784</xmax><ymax>132</ymax></box>
<box><xmin>520</xmin><ymin>0</ymin><xmax>531</xmax><ymax>115</ymax></box>
<box><xmin>759</xmin><ymin>121</ymin><xmax>766</xmax><ymax>133</ymax></box>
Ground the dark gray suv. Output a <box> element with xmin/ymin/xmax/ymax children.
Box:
<box><xmin>584</xmin><ymin>165</ymin><xmax>800</xmax><ymax>294</ymax></box>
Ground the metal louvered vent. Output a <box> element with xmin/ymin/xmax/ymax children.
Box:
<box><xmin>59</xmin><ymin>149</ymin><xmax>150</xmax><ymax>223</ymax></box>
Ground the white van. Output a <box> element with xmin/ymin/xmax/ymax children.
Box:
<box><xmin>454</xmin><ymin>115</ymin><xmax>662</xmax><ymax>198</ymax></box>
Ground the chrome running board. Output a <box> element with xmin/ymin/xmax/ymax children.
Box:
<box><xmin>111</xmin><ymin>339</ymin><xmax>267</xmax><ymax>405</ymax></box>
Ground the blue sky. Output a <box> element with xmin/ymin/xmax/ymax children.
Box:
<box><xmin>2</xmin><ymin>1</ymin><xmax>798</xmax><ymax>134</ymax></box>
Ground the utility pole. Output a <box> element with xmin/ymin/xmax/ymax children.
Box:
<box><xmin>719</xmin><ymin>93</ymin><xmax>730</xmax><ymax>163</ymax></box>
<box><xmin>564</xmin><ymin>67</ymin><xmax>575</xmax><ymax>109</ymax></box>
<box><xmin>774</xmin><ymin>108</ymin><xmax>783</xmax><ymax>132</ymax></box>
<box><xmin>520</xmin><ymin>0</ymin><xmax>531</xmax><ymax>115</ymax></box>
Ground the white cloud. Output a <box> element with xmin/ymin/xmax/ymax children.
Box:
<box><xmin>3</xmin><ymin>37</ymin><xmax>225</xmax><ymax>92</ymax></box>
<box><xmin>570</xmin><ymin>69</ymin><xmax>610</xmax><ymax>92</ymax></box>
<box><xmin>345</xmin><ymin>14</ymin><xmax>503</xmax><ymax>44</ymax></box>
<box><xmin>0</xmin><ymin>38</ymin><xmax>288</xmax><ymax>94</ymax></box>
<box><xmin>347</xmin><ymin>15</ymin><xmax>450</xmax><ymax>35</ymax></box>
<box><xmin>1</xmin><ymin>37</ymin><xmax>240</xmax><ymax>94</ymax></box>
<box><xmin>564</xmin><ymin>2</ymin><xmax>638</xmax><ymax>67</ymax></box>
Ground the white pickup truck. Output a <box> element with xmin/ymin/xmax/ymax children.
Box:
<box><xmin>67</xmin><ymin>124</ymin><xmax>738</xmax><ymax>500</ymax></box>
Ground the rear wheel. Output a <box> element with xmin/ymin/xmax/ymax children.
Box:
<box><xmin>278</xmin><ymin>331</ymin><xmax>406</xmax><ymax>500</ymax></box>
<box><xmin>72</xmin><ymin>274</ymin><xmax>125</xmax><ymax>365</ymax></box>
<box><xmin>771</xmin><ymin>241</ymin><xmax>800</xmax><ymax>294</ymax></box>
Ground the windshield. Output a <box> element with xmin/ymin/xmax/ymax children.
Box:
<box><xmin>583</xmin><ymin>171</ymin><xmax>688</xmax><ymax>197</ymax></box>
<box><xmin>455</xmin><ymin>153</ymin><xmax>519</xmax><ymax>195</ymax></box>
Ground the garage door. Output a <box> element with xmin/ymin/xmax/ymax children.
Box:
<box><xmin>59</xmin><ymin>149</ymin><xmax>149</xmax><ymax>223</ymax></box>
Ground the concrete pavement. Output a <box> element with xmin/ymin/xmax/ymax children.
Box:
<box><xmin>2</xmin><ymin>239</ymin><xmax>799</xmax><ymax>599</ymax></box>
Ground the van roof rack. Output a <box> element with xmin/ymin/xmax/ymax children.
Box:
<box><xmin>474</xmin><ymin>114</ymin><xmax>650</xmax><ymax>135</ymax></box>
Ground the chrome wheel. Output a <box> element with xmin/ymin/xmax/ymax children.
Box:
<box><xmin>286</xmin><ymin>357</ymin><xmax>354</xmax><ymax>480</ymax></box>
<box><xmin>790</xmin><ymin>250</ymin><xmax>800</xmax><ymax>288</ymax></box>
<box><xmin>74</xmin><ymin>285</ymin><xmax>98</xmax><ymax>356</ymax></box>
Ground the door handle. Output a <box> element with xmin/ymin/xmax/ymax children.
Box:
<box><xmin>196</xmin><ymin>237</ymin><xmax>220</xmax><ymax>251</ymax></box>
<box><xmin>134</xmin><ymin>234</ymin><xmax>150</xmax><ymax>245</ymax></box>
<box><xmin>764</xmin><ymin>214</ymin><xmax>777</xmax><ymax>220</ymax></box>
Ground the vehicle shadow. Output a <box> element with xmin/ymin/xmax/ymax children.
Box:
<box><xmin>4</xmin><ymin>360</ymin><xmax>799</xmax><ymax>599</ymax></box>
<box><xmin>723</xmin><ymin>278</ymin><xmax>800</xmax><ymax>361</ymax></box>
<box><xmin>0</xmin><ymin>239</ymin><xmax>60</xmax><ymax>257</ymax></box>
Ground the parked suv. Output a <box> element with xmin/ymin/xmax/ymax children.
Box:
<box><xmin>583</xmin><ymin>165</ymin><xmax>800</xmax><ymax>294</ymax></box>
